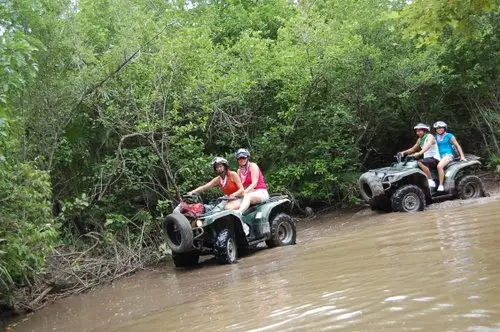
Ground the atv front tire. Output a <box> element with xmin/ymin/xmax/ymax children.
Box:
<box><xmin>391</xmin><ymin>185</ymin><xmax>425</xmax><ymax>212</ymax></box>
<box><xmin>214</xmin><ymin>229</ymin><xmax>238</xmax><ymax>264</ymax></box>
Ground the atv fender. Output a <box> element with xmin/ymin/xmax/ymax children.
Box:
<box><xmin>258</xmin><ymin>199</ymin><xmax>292</xmax><ymax>237</ymax></box>
<box><xmin>443</xmin><ymin>159</ymin><xmax>481</xmax><ymax>194</ymax></box>
<box><xmin>205</xmin><ymin>211</ymin><xmax>248</xmax><ymax>248</ymax></box>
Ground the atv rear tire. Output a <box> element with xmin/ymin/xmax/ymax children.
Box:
<box><xmin>214</xmin><ymin>229</ymin><xmax>237</xmax><ymax>264</ymax></box>
<box><xmin>172</xmin><ymin>253</ymin><xmax>199</xmax><ymax>267</ymax></box>
<box><xmin>266</xmin><ymin>213</ymin><xmax>296</xmax><ymax>248</ymax></box>
<box><xmin>163</xmin><ymin>213</ymin><xmax>193</xmax><ymax>254</ymax></box>
<box><xmin>391</xmin><ymin>185</ymin><xmax>425</xmax><ymax>212</ymax></box>
<box><xmin>456</xmin><ymin>175</ymin><xmax>485</xmax><ymax>199</ymax></box>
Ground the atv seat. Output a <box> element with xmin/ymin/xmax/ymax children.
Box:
<box><xmin>444</xmin><ymin>160</ymin><xmax>459</xmax><ymax>169</ymax></box>
<box><xmin>242</xmin><ymin>202</ymin><xmax>265</xmax><ymax>216</ymax></box>
<box><xmin>241</xmin><ymin>195</ymin><xmax>288</xmax><ymax>216</ymax></box>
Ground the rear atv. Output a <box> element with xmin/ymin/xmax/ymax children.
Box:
<box><xmin>358</xmin><ymin>154</ymin><xmax>485</xmax><ymax>212</ymax></box>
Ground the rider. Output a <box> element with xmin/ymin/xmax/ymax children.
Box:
<box><xmin>398</xmin><ymin>123</ymin><xmax>440</xmax><ymax>188</ymax></box>
<box><xmin>231</xmin><ymin>148</ymin><xmax>269</xmax><ymax>214</ymax></box>
<box><xmin>433</xmin><ymin>121</ymin><xmax>466</xmax><ymax>192</ymax></box>
<box><xmin>187</xmin><ymin>157</ymin><xmax>244</xmax><ymax>200</ymax></box>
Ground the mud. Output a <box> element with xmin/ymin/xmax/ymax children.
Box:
<box><xmin>8</xmin><ymin>176</ymin><xmax>500</xmax><ymax>332</ymax></box>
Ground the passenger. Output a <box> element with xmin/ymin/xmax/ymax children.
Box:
<box><xmin>399</xmin><ymin>123</ymin><xmax>440</xmax><ymax>188</ymax></box>
<box><xmin>433</xmin><ymin>121</ymin><xmax>466</xmax><ymax>192</ymax></box>
<box><xmin>231</xmin><ymin>148</ymin><xmax>270</xmax><ymax>214</ymax></box>
<box><xmin>187</xmin><ymin>157</ymin><xmax>244</xmax><ymax>204</ymax></box>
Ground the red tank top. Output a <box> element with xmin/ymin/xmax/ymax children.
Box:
<box><xmin>219</xmin><ymin>172</ymin><xmax>239</xmax><ymax>195</ymax></box>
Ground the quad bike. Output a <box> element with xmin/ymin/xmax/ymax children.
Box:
<box><xmin>163</xmin><ymin>194</ymin><xmax>296</xmax><ymax>267</ymax></box>
<box><xmin>358</xmin><ymin>154</ymin><xmax>485</xmax><ymax>212</ymax></box>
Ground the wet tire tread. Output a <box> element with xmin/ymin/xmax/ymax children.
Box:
<box><xmin>456</xmin><ymin>175</ymin><xmax>485</xmax><ymax>199</ymax></box>
<box><xmin>214</xmin><ymin>229</ymin><xmax>237</xmax><ymax>264</ymax></box>
<box><xmin>163</xmin><ymin>213</ymin><xmax>193</xmax><ymax>254</ymax></box>
<box><xmin>266</xmin><ymin>213</ymin><xmax>297</xmax><ymax>248</ymax></box>
<box><xmin>391</xmin><ymin>184</ymin><xmax>425</xmax><ymax>212</ymax></box>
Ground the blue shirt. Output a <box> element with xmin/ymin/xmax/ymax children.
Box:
<box><xmin>435</xmin><ymin>132</ymin><xmax>455</xmax><ymax>156</ymax></box>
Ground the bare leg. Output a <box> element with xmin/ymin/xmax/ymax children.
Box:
<box><xmin>237</xmin><ymin>195</ymin><xmax>262</xmax><ymax>214</ymax></box>
<box><xmin>224</xmin><ymin>199</ymin><xmax>241</xmax><ymax>210</ymax></box>
<box><xmin>418</xmin><ymin>161</ymin><xmax>432</xmax><ymax>179</ymax></box>
<box><xmin>437</xmin><ymin>157</ymin><xmax>451</xmax><ymax>185</ymax></box>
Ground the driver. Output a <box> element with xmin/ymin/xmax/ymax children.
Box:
<box><xmin>187</xmin><ymin>157</ymin><xmax>244</xmax><ymax>203</ymax></box>
<box><xmin>398</xmin><ymin>123</ymin><xmax>440</xmax><ymax>188</ymax></box>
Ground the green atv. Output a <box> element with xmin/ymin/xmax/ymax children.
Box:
<box><xmin>358</xmin><ymin>154</ymin><xmax>486</xmax><ymax>212</ymax></box>
<box><xmin>162</xmin><ymin>194</ymin><xmax>296</xmax><ymax>267</ymax></box>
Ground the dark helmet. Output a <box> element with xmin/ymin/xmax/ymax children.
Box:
<box><xmin>235</xmin><ymin>148</ymin><xmax>250</xmax><ymax>159</ymax></box>
<box><xmin>212</xmin><ymin>157</ymin><xmax>229</xmax><ymax>170</ymax></box>
<box><xmin>433</xmin><ymin>121</ymin><xmax>447</xmax><ymax>129</ymax></box>
<box><xmin>413</xmin><ymin>123</ymin><xmax>430</xmax><ymax>131</ymax></box>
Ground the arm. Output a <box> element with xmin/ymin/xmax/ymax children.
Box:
<box><xmin>243</xmin><ymin>163</ymin><xmax>260</xmax><ymax>194</ymax></box>
<box><xmin>188</xmin><ymin>177</ymin><xmax>219</xmax><ymax>195</ymax></box>
<box><xmin>229</xmin><ymin>171</ymin><xmax>244</xmax><ymax>197</ymax></box>
<box><xmin>413</xmin><ymin>135</ymin><xmax>435</xmax><ymax>157</ymax></box>
<box><xmin>451</xmin><ymin>136</ymin><xmax>466</xmax><ymax>160</ymax></box>
<box><xmin>401</xmin><ymin>140</ymin><xmax>420</xmax><ymax>156</ymax></box>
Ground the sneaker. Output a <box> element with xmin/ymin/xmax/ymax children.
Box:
<box><xmin>241</xmin><ymin>221</ymin><xmax>250</xmax><ymax>236</ymax></box>
<box><xmin>428</xmin><ymin>179</ymin><xmax>436</xmax><ymax>188</ymax></box>
<box><xmin>437</xmin><ymin>185</ymin><xmax>444</xmax><ymax>192</ymax></box>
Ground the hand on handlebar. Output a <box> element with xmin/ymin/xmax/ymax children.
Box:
<box><xmin>221</xmin><ymin>195</ymin><xmax>237</xmax><ymax>201</ymax></box>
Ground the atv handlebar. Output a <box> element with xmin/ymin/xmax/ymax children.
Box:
<box><xmin>182</xmin><ymin>193</ymin><xmax>203</xmax><ymax>204</ymax></box>
<box><xmin>394</xmin><ymin>153</ymin><xmax>416</xmax><ymax>166</ymax></box>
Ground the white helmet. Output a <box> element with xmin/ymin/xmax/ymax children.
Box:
<box><xmin>413</xmin><ymin>123</ymin><xmax>430</xmax><ymax>131</ymax></box>
<box><xmin>235</xmin><ymin>148</ymin><xmax>250</xmax><ymax>159</ymax></box>
<box><xmin>433</xmin><ymin>121</ymin><xmax>447</xmax><ymax>129</ymax></box>
<box><xmin>212</xmin><ymin>157</ymin><xmax>229</xmax><ymax>169</ymax></box>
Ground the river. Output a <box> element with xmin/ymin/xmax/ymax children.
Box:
<box><xmin>9</xmin><ymin>190</ymin><xmax>500</xmax><ymax>331</ymax></box>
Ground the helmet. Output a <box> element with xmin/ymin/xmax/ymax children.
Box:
<box><xmin>235</xmin><ymin>148</ymin><xmax>250</xmax><ymax>159</ymax></box>
<box><xmin>413</xmin><ymin>123</ymin><xmax>430</xmax><ymax>131</ymax></box>
<box><xmin>212</xmin><ymin>157</ymin><xmax>229</xmax><ymax>169</ymax></box>
<box><xmin>433</xmin><ymin>121</ymin><xmax>447</xmax><ymax>129</ymax></box>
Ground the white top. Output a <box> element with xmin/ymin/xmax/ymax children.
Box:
<box><xmin>423</xmin><ymin>134</ymin><xmax>440</xmax><ymax>160</ymax></box>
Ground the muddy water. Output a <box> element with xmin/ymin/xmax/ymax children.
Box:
<box><xmin>11</xmin><ymin>197</ymin><xmax>500</xmax><ymax>331</ymax></box>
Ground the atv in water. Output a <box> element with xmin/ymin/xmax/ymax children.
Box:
<box><xmin>162</xmin><ymin>194</ymin><xmax>296</xmax><ymax>267</ymax></box>
<box><xmin>358</xmin><ymin>154</ymin><xmax>485</xmax><ymax>212</ymax></box>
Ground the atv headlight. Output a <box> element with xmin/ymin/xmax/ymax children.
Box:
<box><xmin>195</xmin><ymin>219</ymin><xmax>203</xmax><ymax>227</ymax></box>
<box><xmin>377</xmin><ymin>172</ymin><xmax>385</xmax><ymax>179</ymax></box>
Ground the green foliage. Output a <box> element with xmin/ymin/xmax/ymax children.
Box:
<box><xmin>0</xmin><ymin>0</ymin><xmax>498</xmax><ymax>297</ymax></box>
<box><xmin>0</xmin><ymin>118</ymin><xmax>58</xmax><ymax>285</ymax></box>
